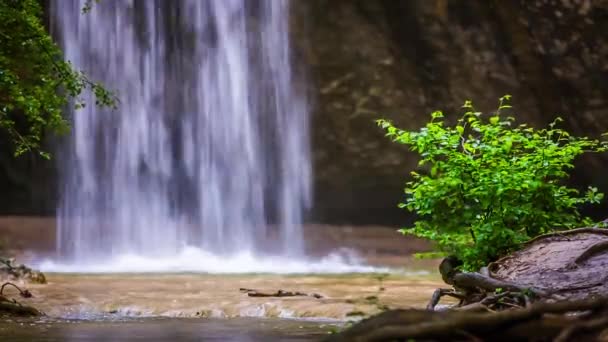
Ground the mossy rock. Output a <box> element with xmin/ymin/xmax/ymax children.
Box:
<box><xmin>0</xmin><ymin>295</ymin><xmax>42</xmax><ymax>317</ymax></box>
<box><xmin>0</xmin><ymin>258</ymin><xmax>47</xmax><ymax>284</ymax></box>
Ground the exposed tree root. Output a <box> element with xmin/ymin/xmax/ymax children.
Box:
<box><xmin>427</xmin><ymin>259</ymin><xmax>549</xmax><ymax>312</ymax></box>
<box><xmin>329</xmin><ymin>228</ymin><xmax>608</xmax><ymax>341</ymax></box>
<box><xmin>554</xmin><ymin>316</ymin><xmax>608</xmax><ymax>342</ymax></box>
<box><xmin>239</xmin><ymin>288</ymin><xmax>323</xmax><ymax>299</ymax></box>
<box><xmin>572</xmin><ymin>240</ymin><xmax>608</xmax><ymax>266</ymax></box>
<box><xmin>326</xmin><ymin>296</ymin><xmax>608</xmax><ymax>341</ymax></box>
<box><xmin>452</xmin><ymin>272</ymin><xmax>548</xmax><ymax>297</ymax></box>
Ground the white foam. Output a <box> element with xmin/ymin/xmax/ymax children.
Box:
<box><xmin>36</xmin><ymin>247</ymin><xmax>395</xmax><ymax>274</ymax></box>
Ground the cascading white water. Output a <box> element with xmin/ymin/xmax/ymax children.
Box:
<box><xmin>51</xmin><ymin>0</ymin><xmax>312</xmax><ymax>265</ymax></box>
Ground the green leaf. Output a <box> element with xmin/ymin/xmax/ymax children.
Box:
<box><xmin>431</xmin><ymin>111</ymin><xmax>444</xmax><ymax>119</ymax></box>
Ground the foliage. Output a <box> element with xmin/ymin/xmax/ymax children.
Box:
<box><xmin>82</xmin><ymin>0</ymin><xmax>101</xmax><ymax>14</ymax></box>
<box><xmin>0</xmin><ymin>0</ymin><xmax>115</xmax><ymax>158</ymax></box>
<box><xmin>377</xmin><ymin>96</ymin><xmax>608</xmax><ymax>270</ymax></box>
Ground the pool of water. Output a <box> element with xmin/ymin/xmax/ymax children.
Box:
<box><xmin>0</xmin><ymin>317</ymin><xmax>337</xmax><ymax>341</ymax></box>
<box><xmin>1</xmin><ymin>272</ymin><xmax>443</xmax><ymax>341</ymax></box>
<box><xmin>16</xmin><ymin>273</ymin><xmax>440</xmax><ymax>319</ymax></box>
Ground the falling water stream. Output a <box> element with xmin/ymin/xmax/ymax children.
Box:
<box><xmin>49</xmin><ymin>0</ymin><xmax>306</xmax><ymax>266</ymax></box>
<box><xmin>41</xmin><ymin>0</ymin><xmax>373</xmax><ymax>273</ymax></box>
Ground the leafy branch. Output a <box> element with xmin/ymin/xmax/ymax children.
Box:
<box><xmin>378</xmin><ymin>96</ymin><xmax>608</xmax><ymax>270</ymax></box>
<box><xmin>0</xmin><ymin>0</ymin><xmax>116</xmax><ymax>158</ymax></box>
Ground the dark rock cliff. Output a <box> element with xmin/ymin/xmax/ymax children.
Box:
<box><xmin>293</xmin><ymin>0</ymin><xmax>608</xmax><ymax>224</ymax></box>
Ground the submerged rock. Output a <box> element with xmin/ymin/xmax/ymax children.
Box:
<box><xmin>0</xmin><ymin>297</ymin><xmax>42</xmax><ymax>317</ymax></box>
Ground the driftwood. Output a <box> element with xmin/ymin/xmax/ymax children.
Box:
<box><xmin>239</xmin><ymin>288</ymin><xmax>323</xmax><ymax>299</ymax></box>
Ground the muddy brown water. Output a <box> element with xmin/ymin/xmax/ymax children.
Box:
<box><xmin>0</xmin><ymin>317</ymin><xmax>337</xmax><ymax>341</ymax></box>
<box><xmin>1</xmin><ymin>218</ymin><xmax>443</xmax><ymax>340</ymax></box>
<box><xmin>1</xmin><ymin>273</ymin><xmax>443</xmax><ymax>341</ymax></box>
<box><xmin>18</xmin><ymin>273</ymin><xmax>441</xmax><ymax>319</ymax></box>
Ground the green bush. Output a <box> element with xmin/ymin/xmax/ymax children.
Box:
<box><xmin>377</xmin><ymin>96</ymin><xmax>607</xmax><ymax>270</ymax></box>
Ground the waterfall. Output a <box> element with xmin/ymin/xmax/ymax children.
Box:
<box><xmin>51</xmin><ymin>0</ymin><xmax>311</xmax><ymax>263</ymax></box>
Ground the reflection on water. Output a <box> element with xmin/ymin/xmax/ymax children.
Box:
<box><xmin>0</xmin><ymin>317</ymin><xmax>336</xmax><ymax>341</ymax></box>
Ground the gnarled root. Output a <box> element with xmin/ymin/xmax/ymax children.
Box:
<box><xmin>326</xmin><ymin>296</ymin><xmax>608</xmax><ymax>342</ymax></box>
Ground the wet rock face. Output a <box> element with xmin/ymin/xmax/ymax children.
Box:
<box><xmin>0</xmin><ymin>133</ymin><xmax>56</xmax><ymax>216</ymax></box>
<box><xmin>293</xmin><ymin>0</ymin><xmax>608</xmax><ymax>224</ymax></box>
